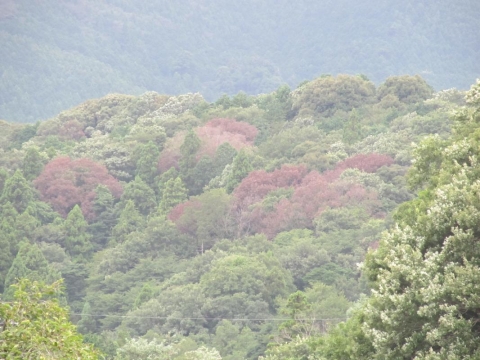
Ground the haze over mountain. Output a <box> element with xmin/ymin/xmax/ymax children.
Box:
<box><xmin>1</xmin><ymin>0</ymin><xmax>479</xmax><ymax>122</ymax></box>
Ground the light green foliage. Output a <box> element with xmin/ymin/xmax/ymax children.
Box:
<box><xmin>354</xmin><ymin>82</ymin><xmax>480</xmax><ymax>358</ymax></box>
<box><xmin>71</xmin><ymin>135</ymin><xmax>135</xmax><ymax>181</ymax></box>
<box><xmin>64</xmin><ymin>205</ymin><xmax>94</xmax><ymax>262</ymax></box>
<box><xmin>225</xmin><ymin>150</ymin><xmax>253</xmax><ymax>193</ymax></box>
<box><xmin>0</xmin><ymin>73</ymin><xmax>470</xmax><ymax>359</ymax></box>
<box><xmin>127</xmin><ymin>117</ymin><xmax>167</xmax><ymax>147</ymax></box>
<box><xmin>184</xmin><ymin>346</ymin><xmax>222</xmax><ymax>360</ymax></box>
<box><xmin>0</xmin><ymin>279</ymin><xmax>99</xmax><ymax>359</ymax></box>
<box><xmin>115</xmin><ymin>337</ymin><xmax>178</xmax><ymax>360</ymax></box>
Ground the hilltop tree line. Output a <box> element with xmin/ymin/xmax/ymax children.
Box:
<box><xmin>0</xmin><ymin>74</ymin><xmax>475</xmax><ymax>359</ymax></box>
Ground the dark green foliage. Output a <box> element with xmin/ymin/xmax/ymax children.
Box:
<box><xmin>157</xmin><ymin>167</ymin><xmax>179</xmax><ymax>199</ymax></box>
<box><xmin>214</xmin><ymin>142</ymin><xmax>238</xmax><ymax>174</ymax></box>
<box><xmin>0</xmin><ymin>74</ymin><xmax>473</xmax><ymax>359</ymax></box>
<box><xmin>377</xmin><ymin>75</ymin><xmax>434</xmax><ymax>105</ymax></box>
<box><xmin>133</xmin><ymin>141</ymin><xmax>161</xmax><ymax>189</ymax></box>
<box><xmin>22</xmin><ymin>147</ymin><xmax>45</xmax><ymax>181</ymax></box>
<box><xmin>3</xmin><ymin>242</ymin><xmax>60</xmax><ymax>300</ymax></box>
<box><xmin>111</xmin><ymin>200</ymin><xmax>145</xmax><ymax>245</ymax></box>
<box><xmin>180</xmin><ymin>129</ymin><xmax>202</xmax><ymax>193</ymax></box>
<box><xmin>191</xmin><ymin>155</ymin><xmax>216</xmax><ymax>195</ymax></box>
<box><xmin>159</xmin><ymin>177</ymin><xmax>188</xmax><ymax>214</ymax></box>
<box><xmin>64</xmin><ymin>205</ymin><xmax>94</xmax><ymax>262</ymax></box>
<box><xmin>0</xmin><ymin>167</ymin><xmax>8</xmax><ymax>195</ymax></box>
<box><xmin>88</xmin><ymin>185</ymin><xmax>117</xmax><ymax>250</ymax></box>
<box><xmin>0</xmin><ymin>170</ymin><xmax>34</xmax><ymax>213</ymax></box>
<box><xmin>120</xmin><ymin>176</ymin><xmax>157</xmax><ymax>216</ymax></box>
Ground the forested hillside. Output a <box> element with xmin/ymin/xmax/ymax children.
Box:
<box><xmin>1</xmin><ymin>0</ymin><xmax>479</xmax><ymax>122</ymax></box>
<box><xmin>1</xmin><ymin>73</ymin><xmax>476</xmax><ymax>359</ymax></box>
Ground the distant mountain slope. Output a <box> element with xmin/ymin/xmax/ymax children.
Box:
<box><xmin>1</xmin><ymin>0</ymin><xmax>479</xmax><ymax>122</ymax></box>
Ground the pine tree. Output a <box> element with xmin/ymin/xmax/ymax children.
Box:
<box><xmin>191</xmin><ymin>155</ymin><xmax>215</xmax><ymax>195</ymax></box>
<box><xmin>0</xmin><ymin>170</ymin><xmax>34</xmax><ymax>213</ymax></box>
<box><xmin>214</xmin><ymin>142</ymin><xmax>237</xmax><ymax>175</ymax></box>
<box><xmin>179</xmin><ymin>129</ymin><xmax>201</xmax><ymax>193</ymax></box>
<box><xmin>77</xmin><ymin>301</ymin><xmax>97</xmax><ymax>334</ymax></box>
<box><xmin>14</xmin><ymin>206</ymin><xmax>40</xmax><ymax>242</ymax></box>
<box><xmin>225</xmin><ymin>150</ymin><xmax>253</xmax><ymax>193</ymax></box>
<box><xmin>0</xmin><ymin>202</ymin><xmax>19</xmax><ymax>255</ymax></box>
<box><xmin>88</xmin><ymin>185</ymin><xmax>117</xmax><ymax>250</ymax></box>
<box><xmin>64</xmin><ymin>205</ymin><xmax>93</xmax><ymax>262</ymax></box>
<box><xmin>0</xmin><ymin>167</ymin><xmax>8</xmax><ymax>195</ymax></box>
<box><xmin>121</xmin><ymin>176</ymin><xmax>157</xmax><ymax>216</ymax></box>
<box><xmin>0</xmin><ymin>232</ymin><xmax>13</xmax><ymax>293</ymax></box>
<box><xmin>133</xmin><ymin>141</ymin><xmax>161</xmax><ymax>189</ymax></box>
<box><xmin>159</xmin><ymin>177</ymin><xmax>188</xmax><ymax>214</ymax></box>
<box><xmin>3</xmin><ymin>242</ymin><xmax>60</xmax><ymax>300</ymax></box>
<box><xmin>22</xmin><ymin>147</ymin><xmax>45</xmax><ymax>181</ymax></box>
<box><xmin>111</xmin><ymin>200</ymin><xmax>145</xmax><ymax>245</ymax></box>
<box><xmin>157</xmin><ymin>167</ymin><xmax>179</xmax><ymax>199</ymax></box>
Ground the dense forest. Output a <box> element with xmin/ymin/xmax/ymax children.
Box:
<box><xmin>2</xmin><ymin>73</ymin><xmax>480</xmax><ymax>359</ymax></box>
<box><xmin>1</xmin><ymin>0</ymin><xmax>479</xmax><ymax>122</ymax></box>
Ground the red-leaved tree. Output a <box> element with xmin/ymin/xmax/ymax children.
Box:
<box><xmin>34</xmin><ymin>156</ymin><xmax>122</xmax><ymax>221</ymax></box>
<box><xmin>158</xmin><ymin>119</ymin><xmax>258</xmax><ymax>172</ymax></box>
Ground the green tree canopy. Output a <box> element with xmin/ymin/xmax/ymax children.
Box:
<box><xmin>0</xmin><ymin>279</ymin><xmax>99</xmax><ymax>359</ymax></box>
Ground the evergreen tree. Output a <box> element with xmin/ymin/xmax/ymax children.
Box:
<box><xmin>133</xmin><ymin>283</ymin><xmax>155</xmax><ymax>310</ymax></box>
<box><xmin>342</xmin><ymin>108</ymin><xmax>363</xmax><ymax>144</ymax></box>
<box><xmin>89</xmin><ymin>185</ymin><xmax>117</xmax><ymax>250</ymax></box>
<box><xmin>179</xmin><ymin>129</ymin><xmax>201</xmax><ymax>193</ymax></box>
<box><xmin>157</xmin><ymin>167</ymin><xmax>179</xmax><ymax>199</ymax></box>
<box><xmin>0</xmin><ymin>232</ymin><xmax>13</xmax><ymax>293</ymax></box>
<box><xmin>64</xmin><ymin>205</ymin><xmax>93</xmax><ymax>262</ymax></box>
<box><xmin>191</xmin><ymin>155</ymin><xmax>215</xmax><ymax>195</ymax></box>
<box><xmin>214</xmin><ymin>142</ymin><xmax>237</xmax><ymax>175</ymax></box>
<box><xmin>0</xmin><ymin>201</ymin><xmax>18</xmax><ymax>255</ymax></box>
<box><xmin>15</xmin><ymin>206</ymin><xmax>40</xmax><ymax>242</ymax></box>
<box><xmin>3</xmin><ymin>242</ymin><xmax>60</xmax><ymax>300</ymax></box>
<box><xmin>225</xmin><ymin>150</ymin><xmax>253</xmax><ymax>193</ymax></box>
<box><xmin>133</xmin><ymin>141</ymin><xmax>160</xmax><ymax>189</ymax></box>
<box><xmin>0</xmin><ymin>167</ymin><xmax>8</xmax><ymax>195</ymax></box>
<box><xmin>77</xmin><ymin>301</ymin><xmax>97</xmax><ymax>334</ymax></box>
<box><xmin>22</xmin><ymin>147</ymin><xmax>45</xmax><ymax>181</ymax></box>
<box><xmin>121</xmin><ymin>175</ymin><xmax>157</xmax><ymax>216</ymax></box>
<box><xmin>159</xmin><ymin>177</ymin><xmax>188</xmax><ymax>214</ymax></box>
<box><xmin>111</xmin><ymin>200</ymin><xmax>145</xmax><ymax>245</ymax></box>
<box><xmin>0</xmin><ymin>170</ymin><xmax>34</xmax><ymax>213</ymax></box>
